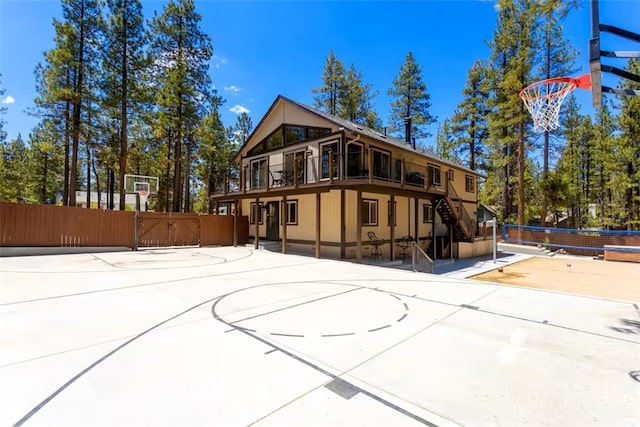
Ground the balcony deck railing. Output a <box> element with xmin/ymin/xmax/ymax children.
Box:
<box><xmin>237</xmin><ymin>150</ymin><xmax>449</xmax><ymax>194</ymax></box>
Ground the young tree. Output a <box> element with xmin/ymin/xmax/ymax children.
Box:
<box><xmin>29</xmin><ymin>119</ymin><xmax>64</xmax><ymax>203</ymax></box>
<box><xmin>0</xmin><ymin>135</ymin><xmax>34</xmax><ymax>202</ymax></box>
<box><xmin>312</xmin><ymin>50</ymin><xmax>345</xmax><ymax>116</ymax></box>
<box><xmin>387</xmin><ymin>51</ymin><xmax>436</xmax><ymax>141</ymax></box>
<box><xmin>148</xmin><ymin>0</ymin><xmax>213</xmax><ymax>212</ymax></box>
<box><xmin>102</xmin><ymin>0</ymin><xmax>148</xmax><ymax>210</ymax></box>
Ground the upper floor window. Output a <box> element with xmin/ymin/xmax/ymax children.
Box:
<box><xmin>250</xmin><ymin>158</ymin><xmax>267</xmax><ymax>189</ymax></box>
<box><xmin>428</xmin><ymin>164</ymin><xmax>441</xmax><ymax>186</ymax></box>
<box><xmin>372</xmin><ymin>148</ymin><xmax>391</xmax><ymax>180</ymax></box>
<box><xmin>466</xmin><ymin>175</ymin><xmax>475</xmax><ymax>193</ymax></box>
<box><xmin>321</xmin><ymin>141</ymin><xmax>339</xmax><ymax>179</ymax></box>
<box><xmin>248</xmin><ymin>124</ymin><xmax>331</xmax><ymax>156</ymax></box>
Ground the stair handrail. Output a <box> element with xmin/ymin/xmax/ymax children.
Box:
<box><xmin>445</xmin><ymin>179</ymin><xmax>474</xmax><ymax>239</ymax></box>
<box><xmin>411</xmin><ymin>241</ymin><xmax>433</xmax><ymax>274</ymax></box>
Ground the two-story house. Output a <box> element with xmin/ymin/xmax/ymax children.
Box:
<box><xmin>212</xmin><ymin>95</ymin><xmax>487</xmax><ymax>261</ymax></box>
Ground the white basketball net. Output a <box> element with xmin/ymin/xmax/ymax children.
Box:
<box><xmin>520</xmin><ymin>79</ymin><xmax>577</xmax><ymax>133</ymax></box>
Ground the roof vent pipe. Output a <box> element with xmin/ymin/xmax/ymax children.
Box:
<box><xmin>404</xmin><ymin>117</ymin><xmax>411</xmax><ymax>145</ymax></box>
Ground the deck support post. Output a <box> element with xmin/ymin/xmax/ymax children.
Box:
<box><xmin>356</xmin><ymin>190</ymin><xmax>362</xmax><ymax>262</ymax></box>
<box><xmin>282</xmin><ymin>195</ymin><xmax>287</xmax><ymax>254</ymax></box>
<box><xmin>315</xmin><ymin>193</ymin><xmax>321</xmax><ymax>258</ymax></box>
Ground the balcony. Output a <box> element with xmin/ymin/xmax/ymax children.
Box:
<box><xmin>229</xmin><ymin>150</ymin><xmax>448</xmax><ymax>196</ymax></box>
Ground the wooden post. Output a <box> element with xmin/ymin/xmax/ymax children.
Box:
<box><xmin>254</xmin><ymin>197</ymin><xmax>259</xmax><ymax>250</ymax></box>
<box><xmin>390</xmin><ymin>195</ymin><xmax>395</xmax><ymax>261</ymax></box>
<box><xmin>242</xmin><ymin>166</ymin><xmax>247</xmax><ymax>194</ymax></box>
<box><xmin>414</xmin><ymin>197</ymin><xmax>419</xmax><ymax>250</ymax></box>
<box><xmin>315</xmin><ymin>192</ymin><xmax>321</xmax><ymax>258</ymax></box>
<box><xmin>282</xmin><ymin>195</ymin><xmax>287</xmax><ymax>254</ymax></box>
<box><xmin>368</xmin><ymin>148</ymin><xmax>373</xmax><ymax>184</ymax></box>
<box><xmin>401</xmin><ymin>159</ymin><xmax>406</xmax><ymax>189</ymax></box>
<box><xmin>340</xmin><ymin>189</ymin><xmax>346</xmax><ymax>259</ymax></box>
<box><xmin>432</xmin><ymin>203</ymin><xmax>436</xmax><ymax>258</ymax></box>
<box><xmin>294</xmin><ymin>159</ymin><xmax>299</xmax><ymax>189</ymax></box>
<box><xmin>356</xmin><ymin>190</ymin><xmax>362</xmax><ymax>262</ymax></box>
<box><xmin>329</xmin><ymin>152</ymin><xmax>334</xmax><ymax>184</ymax></box>
<box><xmin>233</xmin><ymin>201</ymin><xmax>238</xmax><ymax>247</ymax></box>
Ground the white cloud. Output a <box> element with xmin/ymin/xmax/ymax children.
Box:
<box><xmin>229</xmin><ymin>105</ymin><xmax>249</xmax><ymax>115</ymax></box>
<box><xmin>224</xmin><ymin>85</ymin><xmax>242</xmax><ymax>94</ymax></box>
<box><xmin>1</xmin><ymin>96</ymin><xmax>15</xmax><ymax>104</ymax></box>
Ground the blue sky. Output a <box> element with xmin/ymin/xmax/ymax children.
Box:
<box><xmin>1</xmin><ymin>0</ymin><xmax>638</xmax><ymax>147</ymax></box>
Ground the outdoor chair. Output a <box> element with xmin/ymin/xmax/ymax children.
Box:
<box><xmin>270</xmin><ymin>171</ymin><xmax>285</xmax><ymax>187</ymax></box>
<box><xmin>367</xmin><ymin>231</ymin><xmax>382</xmax><ymax>260</ymax></box>
<box><xmin>398</xmin><ymin>235</ymin><xmax>413</xmax><ymax>260</ymax></box>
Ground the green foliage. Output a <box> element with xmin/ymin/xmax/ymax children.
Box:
<box><xmin>148</xmin><ymin>0</ymin><xmax>213</xmax><ymax>212</ymax></box>
<box><xmin>312</xmin><ymin>50</ymin><xmax>345</xmax><ymax>116</ymax></box>
<box><xmin>387</xmin><ymin>51</ymin><xmax>436</xmax><ymax>140</ymax></box>
<box><xmin>0</xmin><ymin>135</ymin><xmax>35</xmax><ymax>202</ymax></box>
<box><xmin>448</xmin><ymin>60</ymin><xmax>490</xmax><ymax>171</ymax></box>
<box><xmin>313</xmin><ymin>51</ymin><xmax>380</xmax><ymax>129</ymax></box>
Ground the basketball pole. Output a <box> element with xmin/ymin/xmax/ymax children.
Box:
<box><xmin>134</xmin><ymin>193</ymin><xmax>140</xmax><ymax>251</ymax></box>
<box><xmin>492</xmin><ymin>218</ymin><xmax>497</xmax><ymax>264</ymax></box>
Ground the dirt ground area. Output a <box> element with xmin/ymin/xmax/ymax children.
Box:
<box><xmin>471</xmin><ymin>256</ymin><xmax>640</xmax><ymax>302</ymax></box>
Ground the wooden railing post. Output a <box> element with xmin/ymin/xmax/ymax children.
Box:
<box><xmin>368</xmin><ymin>149</ymin><xmax>373</xmax><ymax>184</ymax></box>
<box><xmin>329</xmin><ymin>152</ymin><xmax>334</xmax><ymax>184</ymax></box>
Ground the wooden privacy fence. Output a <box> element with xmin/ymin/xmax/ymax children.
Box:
<box><xmin>0</xmin><ymin>202</ymin><xmax>248</xmax><ymax>249</ymax></box>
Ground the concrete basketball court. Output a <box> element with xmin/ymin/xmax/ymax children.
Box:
<box><xmin>1</xmin><ymin>247</ymin><xmax>638</xmax><ymax>426</ymax></box>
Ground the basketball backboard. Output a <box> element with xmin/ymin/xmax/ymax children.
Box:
<box><xmin>124</xmin><ymin>174</ymin><xmax>159</xmax><ymax>195</ymax></box>
<box><xmin>589</xmin><ymin>0</ymin><xmax>640</xmax><ymax>108</ymax></box>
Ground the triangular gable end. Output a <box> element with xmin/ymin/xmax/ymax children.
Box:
<box><xmin>233</xmin><ymin>96</ymin><xmax>341</xmax><ymax>163</ymax></box>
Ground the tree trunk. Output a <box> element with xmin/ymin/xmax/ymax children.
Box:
<box><xmin>63</xmin><ymin>100</ymin><xmax>70</xmax><ymax>206</ymax></box>
<box><xmin>41</xmin><ymin>151</ymin><xmax>48</xmax><ymax>203</ymax></box>
<box><xmin>172</xmin><ymin>99</ymin><xmax>183</xmax><ymax>212</ymax></box>
<box><xmin>92</xmin><ymin>154</ymin><xmax>101</xmax><ymax>209</ymax></box>
<box><xmin>86</xmin><ymin>142</ymin><xmax>91</xmax><ymax>208</ymax></box>
<box><xmin>69</xmin><ymin>0</ymin><xmax>85</xmax><ymax>208</ymax></box>
<box><xmin>541</xmin><ymin>131</ymin><xmax>549</xmax><ymax>226</ymax></box>
<box><xmin>517</xmin><ymin>119</ymin><xmax>525</xmax><ymax>228</ymax></box>
<box><xmin>164</xmin><ymin>133</ymin><xmax>172</xmax><ymax>213</ymax></box>
<box><xmin>118</xmin><ymin>16</ymin><xmax>128</xmax><ymax>211</ymax></box>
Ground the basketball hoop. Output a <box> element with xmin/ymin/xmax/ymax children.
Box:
<box><xmin>519</xmin><ymin>74</ymin><xmax>591</xmax><ymax>133</ymax></box>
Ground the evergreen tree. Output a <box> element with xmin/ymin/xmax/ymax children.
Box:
<box><xmin>591</xmin><ymin>101</ymin><xmax>618</xmax><ymax>228</ymax></box>
<box><xmin>339</xmin><ymin>64</ymin><xmax>381</xmax><ymax>129</ymax></box>
<box><xmin>0</xmin><ymin>135</ymin><xmax>34</xmax><ymax>202</ymax></box>
<box><xmin>102</xmin><ymin>0</ymin><xmax>148</xmax><ymax>210</ymax></box>
<box><xmin>148</xmin><ymin>0</ymin><xmax>213</xmax><ymax>212</ymax></box>
<box><xmin>62</xmin><ymin>0</ymin><xmax>102</xmax><ymax>207</ymax></box>
<box><xmin>29</xmin><ymin>119</ymin><xmax>65</xmax><ymax>203</ymax></box>
<box><xmin>312</xmin><ymin>50</ymin><xmax>345</xmax><ymax>116</ymax></box>
<box><xmin>387</xmin><ymin>51</ymin><xmax>436</xmax><ymax>141</ymax></box>
<box><xmin>484</xmin><ymin>0</ymin><xmax>538</xmax><ymax>224</ymax></box>
<box><xmin>449</xmin><ymin>60</ymin><xmax>489</xmax><ymax>170</ymax></box>
<box><xmin>32</xmin><ymin>18</ymin><xmax>76</xmax><ymax>205</ymax></box>
<box><xmin>435</xmin><ymin>119</ymin><xmax>459</xmax><ymax>163</ymax></box>
<box><xmin>535</xmin><ymin>6</ymin><xmax>577</xmax><ymax>225</ymax></box>
<box><xmin>617</xmin><ymin>58</ymin><xmax>640</xmax><ymax>229</ymax></box>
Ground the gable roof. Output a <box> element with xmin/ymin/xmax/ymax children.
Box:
<box><xmin>234</xmin><ymin>95</ymin><xmax>479</xmax><ymax>176</ymax></box>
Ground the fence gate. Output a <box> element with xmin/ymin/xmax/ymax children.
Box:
<box><xmin>138</xmin><ymin>212</ymin><xmax>200</xmax><ymax>247</ymax></box>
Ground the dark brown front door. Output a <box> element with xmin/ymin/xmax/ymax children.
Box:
<box><xmin>266</xmin><ymin>201</ymin><xmax>279</xmax><ymax>241</ymax></box>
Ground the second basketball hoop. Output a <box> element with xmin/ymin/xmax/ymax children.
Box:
<box><xmin>519</xmin><ymin>74</ymin><xmax>591</xmax><ymax>133</ymax></box>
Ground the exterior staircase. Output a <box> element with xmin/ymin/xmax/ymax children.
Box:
<box><xmin>435</xmin><ymin>191</ymin><xmax>473</xmax><ymax>242</ymax></box>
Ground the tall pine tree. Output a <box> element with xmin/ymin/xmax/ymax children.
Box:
<box><xmin>102</xmin><ymin>0</ymin><xmax>148</xmax><ymax>210</ymax></box>
<box><xmin>387</xmin><ymin>51</ymin><xmax>436</xmax><ymax>141</ymax></box>
<box><xmin>148</xmin><ymin>0</ymin><xmax>212</xmax><ymax>212</ymax></box>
